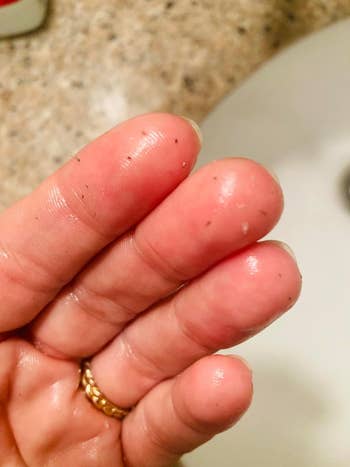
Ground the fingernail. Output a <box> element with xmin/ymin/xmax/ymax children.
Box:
<box><xmin>271</xmin><ymin>241</ymin><xmax>297</xmax><ymax>261</ymax></box>
<box><xmin>264</xmin><ymin>165</ymin><xmax>280</xmax><ymax>184</ymax></box>
<box><xmin>181</xmin><ymin>116</ymin><xmax>203</xmax><ymax>146</ymax></box>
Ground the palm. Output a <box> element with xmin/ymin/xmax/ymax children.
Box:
<box><xmin>0</xmin><ymin>114</ymin><xmax>301</xmax><ymax>467</ymax></box>
<box><xmin>1</xmin><ymin>340</ymin><xmax>125</xmax><ymax>465</ymax></box>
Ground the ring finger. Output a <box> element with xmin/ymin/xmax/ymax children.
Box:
<box><xmin>89</xmin><ymin>240</ymin><xmax>301</xmax><ymax>408</ymax></box>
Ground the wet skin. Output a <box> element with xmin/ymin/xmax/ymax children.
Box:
<box><xmin>0</xmin><ymin>114</ymin><xmax>301</xmax><ymax>466</ymax></box>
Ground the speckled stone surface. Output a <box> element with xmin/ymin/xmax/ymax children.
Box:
<box><xmin>1</xmin><ymin>0</ymin><xmax>350</xmax><ymax>210</ymax></box>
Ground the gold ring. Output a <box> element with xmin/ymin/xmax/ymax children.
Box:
<box><xmin>80</xmin><ymin>360</ymin><xmax>131</xmax><ymax>420</ymax></box>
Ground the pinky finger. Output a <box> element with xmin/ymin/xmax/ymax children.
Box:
<box><xmin>122</xmin><ymin>355</ymin><xmax>253</xmax><ymax>467</ymax></box>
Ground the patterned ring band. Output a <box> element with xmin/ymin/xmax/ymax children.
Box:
<box><xmin>80</xmin><ymin>360</ymin><xmax>131</xmax><ymax>420</ymax></box>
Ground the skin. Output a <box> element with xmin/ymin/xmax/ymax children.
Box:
<box><xmin>0</xmin><ymin>113</ymin><xmax>302</xmax><ymax>467</ymax></box>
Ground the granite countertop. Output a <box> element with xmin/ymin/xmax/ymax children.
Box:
<box><xmin>1</xmin><ymin>0</ymin><xmax>350</xmax><ymax>210</ymax></box>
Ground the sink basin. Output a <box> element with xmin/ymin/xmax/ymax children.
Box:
<box><xmin>184</xmin><ymin>18</ymin><xmax>350</xmax><ymax>467</ymax></box>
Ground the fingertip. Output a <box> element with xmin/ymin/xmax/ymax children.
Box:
<box><xmin>207</xmin><ymin>157</ymin><xmax>284</xmax><ymax>247</ymax></box>
<box><xmin>202</xmin><ymin>157</ymin><xmax>284</xmax><ymax>227</ymax></box>
<box><xmin>206</xmin><ymin>355</ymin><xmax>253</xmax><ymax>423</ymax></box>
<box><xmin>122</xmin><ymin>355</ymin><xmax>253</xmax><ymax>466</ymax></box>
<box><xmin>124</xmin><ymin>112</ymin><xmax>202</xmax><ymax>164</ymax></box>
<box><xmin>229</xmin><ymin>157</ymin><xmax>281</xmax><ymax>186</ymax></box>
<box><xmin>261</xmin><ymin>240</ymin><xmax>303</xmax><ymax>298</ymax></box>
<box><xmin>175</xmin><ymin>355</ymin><xmax>253</xmax><ymax>432</ymax></box>
<box><xmin>56</xmin><ymin>112</ymin><xmax>203</xmax><ymax>237</ymax></box>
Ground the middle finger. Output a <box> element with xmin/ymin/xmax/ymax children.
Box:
<box><xmin>31</xmin><ymin>158</ymin><xmax>282</xmax><ymax>358</ymax></box>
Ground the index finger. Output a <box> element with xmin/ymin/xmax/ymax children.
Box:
<box><xmin>0</xmin><ymin>113</ymin><xmax>201</xmax><ymax>332</ymax></box>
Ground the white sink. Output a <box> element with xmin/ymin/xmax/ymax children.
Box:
<box><xmin>184</xmin><ymin>19</ymin><xmax>350</xmax><ymax>467</ymax></box>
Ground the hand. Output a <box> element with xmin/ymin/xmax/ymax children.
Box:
<box><xmin>0</xmin><ymin>114</ymin><xmax>301</xmax><ymax>466</ymax></box>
